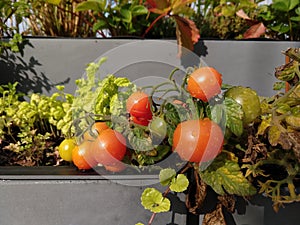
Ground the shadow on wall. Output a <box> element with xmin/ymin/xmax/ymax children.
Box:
<box><xmin>0</xmin><ymin>41</ymin><xmax>70</xmax><ymax>94</ymax></box>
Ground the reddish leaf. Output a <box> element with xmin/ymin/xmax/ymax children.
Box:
<box><xmin>236</xmin><ymin>9</ymin><xmax>250</xmax><ymax>20</ymax></box>
<box><xmin>146</xmin><ymin>0</ymin><xmax>170</xmax><ymax>13</ymax></box>
<box><xmin>174</xmin><ymin>15</ymin><xmax>200</xmax><ymax>56</ymax></box>
<box><xmin>243</xmin><ymin>22</ymin><xmax>266</xmax><ymax>39</ymax></box>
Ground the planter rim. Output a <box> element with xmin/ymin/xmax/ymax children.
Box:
<box><xmin>0</xmin><ymin>166</ymin><xmax>160</xmax><ymax>181</ymax></box>
<box><xmin>3</xmin><ymin>36</ymin><xmax>299</xmax><ymax>43</ymax></box>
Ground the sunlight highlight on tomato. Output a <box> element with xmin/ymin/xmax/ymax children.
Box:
<box><xmin>172</xmin><ymin>118</ymin><xmax>224</xmax><ymax>163</ymax></box>
<box><xmin>187</xmin><ymin>67</ymin><xmax>222</xmax><ymax>102</ymax></box>
<box><xmin>72</xmin><ymin>141</ymin><xmax>97</xmax><ymax>170</ymax></box>
<box><xmin>92</xmin><ymin>128</ymin><xmax>127</xmax><ymax>166</ymax></box>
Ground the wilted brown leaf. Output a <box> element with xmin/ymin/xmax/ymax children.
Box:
<box><xmin>275</xmin><ymin>60</ymin><xmax>298</xmax><ymax>82</ymax></box>
<box><xmin>284</xmin><ymin>48</ymin><xmax>300</xmax><ymax>63</ymax></box>
<box><xmin>243</xmin><ymin>127</ymin><xmax>268</xmax><ymax>164</ymax></box>
<box><xmin>243</xmin><ymin>22</ymin><xmax>266</xmax><ymax>39</ymax></box>
<box><xmin>218</xmin><ymin>194</ymin><xmax>236</xmax><ymax>213</ymax></box>
<box><xmin>174</xmin><ymin>15</ymin><xmax>200</xmax><ymax>56</ymax></box>
<box><xmin>289</xmin><ymin>131</ymin><xmax>300</xmax><ymax>162</ymax></box>
<box><xmin>186</xmin><ymin>169</ymin><xmax>207</xmax><ymax>214</ymax></box>
<box><xmin>202</xmin><ymin>203</ymin><xmax>226</xmax><ymax>225</ymax></box>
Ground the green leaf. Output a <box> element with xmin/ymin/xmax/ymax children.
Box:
<box><xmin>120</xmin><ymin>8</ymin><xmax>132</xmax><ymax>23</ymax></box>
<box><xmin>288</xmin><ymin>0</ymin><xmax>299</xmax><ymax>11</ymax></box>
<box><xmin>273</xmin><ymin>82</ymin><xmax>286</xmax><ymax>90</ymax></box>
<box><xmin>159</xmin><ymin>168</ymin><xmax>176</xmax><ymax>186</ymax></box>
<box><xmin>114</xmin><ymin>77</ymin><xmax>131</xmax><ymax>87</ymax></box>
<box><xmin>169</xmin><ymin>174</ymin><xmax>189</xmax><ymax>192</ymax></box>
<box><xmin>276</xmin><ymin>103</ymin><xmax>291</xmax><ymax>114</ymax></box>
<box><xmin>200</xmin><ymin>153</ymin><xmax>257</xmax><ymax>196</ymax></box>
<box><xmin>221</xmin><ymin>5</ymin><xmax>236</xmax><ymax>17</ymax></box>
<box><xmin>290</xmin><ymin>16</ymin><xmax>300</xmax><ymax>21</ymax></box>
<box><xmin>272</xmin><ymin>0</ymin><xmax>289</xmax><ymax>11</ymax></box>
<box><xmin>92</xmin><ymin>20</ymin><xmax>107</xmax><ymax>32</ymax></box>
<box><xmin>76</xmin><ymin>0</ymin><xmax>106</xmax><ymax>12</ymax></box>
<box><xmin>131</xmin><ymin>5</ymin><xmax>148</xmax><ymax>16</ymax></box>
<box><xmin>141</xmin><ymin>188</ymin><xmax>171</xmax><ymax>213</ymax></box>
<box><xmin>210</xmin><ymin>104</ymin><xmax>225</xmax><ymax>125</ymax></box>
<box><xmin>296</xmin><ymin>7</ymin><xmax>300</xmax><ymax>15</ymax></box>
<box><xmin>45</xmin><ymin>0</ymin><xmax>61</xmax><ymax>5</ymax></box>
<box><xmin>224</xmin><ymin>97</ymin><xmax>244</xmax><ymax>137</ymax></box>
<box><xmin>271</xmin><ymin>24</ymin><xmax>290</xmax><ymax>33</ymax></box>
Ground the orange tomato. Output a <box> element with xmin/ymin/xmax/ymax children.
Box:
<box><xmin>187</xmin><ymin>67</ymin><xmax>222</xmax><ymax>102</ymax></box>
<box><xmin>172</xmin><ymin>118</ymin><xmax>224</xmax><ymax>163</ymax></box>
<box><xmin>72</xmin><ymin>141</ymin><xmax>97</xmax><ymax>170</ymax></box>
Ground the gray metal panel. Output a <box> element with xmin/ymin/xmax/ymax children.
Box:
<box><xmin>0</xmin><ymin>179</ymin><xmax>179</xmax><ymax>225</ymax></box>
<box><xmin>198</xmin><ymin>40</ymin><xmax>300</xmax><ymax>96</ymax></box>
<box><xmin>2</xmin><ymin>38</ymin><xmax>299</xmax><ymax>96</ymax></box>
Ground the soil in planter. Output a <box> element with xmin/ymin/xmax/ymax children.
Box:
<box><xmin>0</xmin><ymin>133</ymin><xmax>64</xmax><ymax>167</ymax></box>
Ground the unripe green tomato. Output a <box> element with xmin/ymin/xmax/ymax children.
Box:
<box><xmin>58</xmin><ymin>138</ymin><xmax>76</xmax><ymax>162</ymax></box>
<box><xmin>225</xmin><ymin>86</ymin><xmax>261</xmax><ymax>125</ymax></box>
<box><xmin>149</xmin><ymin>117</ymin><xmax>167</xmax><ymax>139</ymax></box>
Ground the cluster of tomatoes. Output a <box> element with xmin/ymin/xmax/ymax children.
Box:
<box><xmin>58</xmin><ymin>66</ymin><xmax>261</xmax><ymax>171</ymax></box>
<box><xmin>58</xmin><ymin>122</ymin><xmax>127</xmax><ymax>172</ymax></box>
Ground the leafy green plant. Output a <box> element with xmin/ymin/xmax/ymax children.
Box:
<box><xmin>193</xmin><ymin>0</ymin><xmax>264</xmax><ymax>39</ymax></box>
<box><xmin>136</xmin><ymin>168</ymin><xmax>189</xmax><ymax>225</ymax></box>
<box><xmin>75</xmin><ymin>0</ymin><xmax>200</xmax><ymax>54</ymax></box>
<box><xmin>258</xmin><ymin>0</ymin><xmax>300</xmax><ymax>40</ymax></box>
<box><xmin>130</xmin><ymin>48</ymin><xmax>300</xmax><ymax>225</ymax></box>
<box><xmin>26</xmin><ymin>0</ymin><xmax>96</xmax><ymax>37</ymax></box>
<box><xmin>0</xmin><ymin>0</ymin><xmax>27</xmax><ymax>53</ymax></box>
<box><xmin>75</xmin><ymin>0</ymin><xmax>149</xmax><ymax>37</ymax></box>
<box><xmin>0</xmin><ymin>82</ymin><xmax>73</xmax><ymax>166</ymax></box>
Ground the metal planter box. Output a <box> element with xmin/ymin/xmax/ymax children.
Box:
<box><xmin>1</xmin><ymin>38</ymin><xmax>300</xmax><ymax>225</ymax></box>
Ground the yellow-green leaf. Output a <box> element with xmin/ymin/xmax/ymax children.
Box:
<box><xmin>45</xmin><ymin>0</ymin><xmax>61</xmax><ymax>5</ymax></box>
<box><xmin>141</xmin><ymin>188</ymin><xmax>171</xmax><ymax>213</ymax></box>
<box><xmin>268</xmin><ymin>125</ymin><xmax>281</xmax><ymax>146</ymax></box>
<box><xmin>200</xmin><ymin>153</ymin><xmax>257</xmax><ymax>196</ymax></box>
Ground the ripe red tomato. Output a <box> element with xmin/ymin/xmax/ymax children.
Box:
<box><xmin>126</xmin><ymin>91</ymin><xmax>152</xmax><ymax>125</ymax></box>
<box><xmin>172</xmin><ymin>118</ymin><xmax>224</xmax><ymax>163</ymax></box>
<box><xmin>83</xmin><ymin>122</ymin><xmax>109</xmax><ymax>141</ymax></box>
<box><xmin>72</xmin><ymin>141</ymin><xmax>97</xmax><ymax>170</ymax></box>
<box><xmin>187</xmin><ymin>67</ymin><xmax>222</xmax><ymax>102</ymax></box>
<box><xmin>92</xmin><ymin>128</ymin><xmax>127</xmax><ymax>166</ymax></box>
<box><xmin>132</xmin><ymin>116</ymin><xmax>150</xmax><ymax>126</ymax></box>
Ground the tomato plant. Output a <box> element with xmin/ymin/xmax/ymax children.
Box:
<box><xmin>92</xmin><ymin>128</ymin><xmax>127</xmax><ymax>166</ymax></box>
<box><xmin>187</xmin><ymin>67</ymin><xmax>222</xmax><ymax>102</ymax></box>
<box><xmin>72</xmin><ymin>141</ymin><xmax>97</xmax><ymax>170</ymax></box>
<box><xmin>58</xmin><ymin>138</ymin><xmax>76</xmax><ymax>162</ymax></box>
<box><xmin>83</xmin><ymin>122</ymin><xmax>109</xmax><ymax>141</ymax></box>
<box><xmin>225</xmin><ymin>86</ymin><xmax>261</xmax><ymax>125</ymax></box>
<box><xmin>126</xmin><ymin>91</ymin><xmax>153</xmax><ymax>126</ymax></box>
<box><xmin>172</xmin><ymin>118</ymin><xmax>224</xmax><ymax>163</ymax></box>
